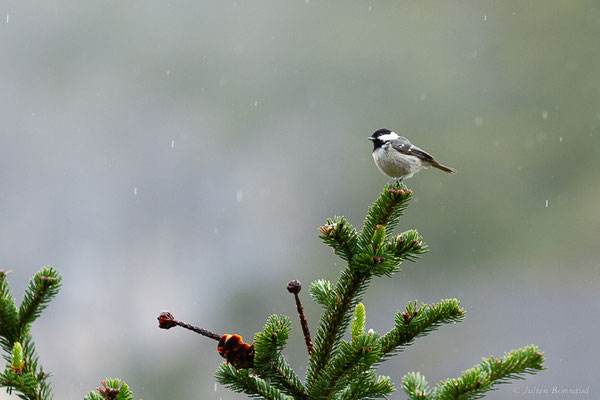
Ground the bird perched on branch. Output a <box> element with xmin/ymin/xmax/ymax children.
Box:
<box><xmin>368</xmin><ymin>128</ymin><xmax>456</xmax><ymax>182</ymax></box>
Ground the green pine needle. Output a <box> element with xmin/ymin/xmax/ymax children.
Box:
<box><xmin>307</xmin><ymin>269</ymin><xmax>369</xmax><ymax>387</ymax></box>
<box><xmin>0</xmin><ymin>270</ymin><xmax>19</xmax><ymax>347</ymax></box>
<box><xmin>318</xmin><ymin>216</ymin><xmax>358</xmax><ymax>262</ymax></box>
<box><xmin>402</xmin><ymin>372</ymin><xmax>430</xmax><ymax>400</ymax></box>
<box><xmin>18</xmin><ymin>266</ymin><xmax>62</xmax><ymax>337</ymax></box>
<box><xmin>338</xmin><ymin>371</ymin><xmax>395</xmax><ymax>400</ymax></box>
<box><xmin>356</xmin><ymin>182</ymin><xmax>412</xmax><ymax>251</ymax></box>
<box><xmin>431</xmin><ymin>345</ymin><xmax>546</xmax><ymax>400</ymax></box>
<box><xmin>380</xmin><ymin>299</ymin><xmax>464</xmax><ymax>358</ymax></box>
<box><xmin>388</xmin><ymin>230</ymin><xmax>428</xmax><ymax>262</ymax></box>
<box><xmin>308</xmin><ymin>185</ymin><xmax>423</xmax><ymax>388</ymax></box>
<box><xmin>253</xmin><ymin>315</ymin><xmax>307</xmax><ymax>399</ymax></box>
<box><xmin>0</xmin><ymin>267</ymin><xmax>60</xmax><ymax>400</ymax></box>
<box><xmin>310</xmin><ymin>333</ymin><xmax>382</xmax><ymax>399</ymax></box>
<box><xmin>84</xmin><ymin>378</ymin><xmax>134</xmax><ymax>400</ymax></box>
<box><xmin>216</xmin><ymin>363</ymin><xmax>293</xmax><ymax>400</ymax></box>
<box><xmin>309</xmin><ymin>279</ymin><xmax>334</xmax><ymax>308</ymax></box>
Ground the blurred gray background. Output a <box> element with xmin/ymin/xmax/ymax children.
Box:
<box><xmin>1</xmin><ymin>1</ymin><xmax>599</xmax><ymax>399</ymax></box>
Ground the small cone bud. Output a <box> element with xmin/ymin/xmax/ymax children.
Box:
<box><xmin>286</xmin><ymin>280</ymin><xmax>302</xmax><ymax>294</ymax></box>
<box><xmin>10</xmin><ymin>342</ymin><xmax>24</xmax><ymax>375</ymax></box>
<box><xmin>372</xmin><ymin>224</ymin><xmax>386</xmax><ymax>249</ymax></box>
<box><xmin>157</xmin><ymin>311</ymin><xmax>177</xmax><ymax>329</ymax></box>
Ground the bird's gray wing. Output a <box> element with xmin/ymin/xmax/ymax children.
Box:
<box><xmin>391</xmin><ymin>137</ymin><xmax>435</xmax><ymax>162</ymax></box>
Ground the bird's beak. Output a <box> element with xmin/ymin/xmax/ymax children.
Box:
<box><xmin>368</xmin><ymin>137</ymin><xmax>375</xmax><ymax>141</ymax></box>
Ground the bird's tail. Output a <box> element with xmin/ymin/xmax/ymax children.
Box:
<box><xmin>432</xmin><ymin>162</ymin><xmax>456</xmax><ymax>174</ymax></box>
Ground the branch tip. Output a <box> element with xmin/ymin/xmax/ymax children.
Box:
<box><xmin>286</xmin><ymin>279</ymin><xmax>302</xmax><ymax>294</ymax></box>
<box><xmin>156</xmin><ymin>311</ymin><xmax>221</xmax><ymax>341</ymax></box>
<box><xmin>96</xmin><ymin>380</ymin><xmax>120</xmax><ymax>400</ymax></box>
<box><xmin>157</xmin><ymin>311</ymin><xmax>178</xmax><ymax>329</ymax></box>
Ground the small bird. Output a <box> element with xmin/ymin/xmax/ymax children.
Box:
<box><xmin>368</xmin><ymin>128</ymin><xmax>456</xmax><ymax>181</ymax></box>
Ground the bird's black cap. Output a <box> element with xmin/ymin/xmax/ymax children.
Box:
<box><xmin>368</xmin><ymin>128</ymin><xmax>392</xmax><ymax>140</ymax></box>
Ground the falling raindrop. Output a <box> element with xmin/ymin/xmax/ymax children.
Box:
<box><xmin>545</xmin><ymin>200</ymin><xmax>549</xmax><ymax>208</ymax></box>
<box><xmin>559</xmin><ymin>137</ymin><xmax>563</xmax><ymax>143</ymax></box>
<box><xmin>254</xmin><ymin>100</ymin><xmax>258</xmax><ymax>106</ymax></box>
<box><xmin>542</xmin><ymin>111</ymin><xmax>548</xmax><ymax>120</ymax></box>
<box><xmin>236</xmin><ymin>190</ymin><xmax>243</xmax><ymax>202</ymax></box>
<box><xmin>483</xmin><ymin>15</ymin><xmax>487</xmax><ymax>21</ymax></box>
<box><xmin>133</xmin><ymin>187</ymin><xmax>138</xmax><ymax>195</ymax></box>
<box><xmin>171</xmin><ymin>140</ymin><xmax>175</xmax><ymax>148</ymax></box>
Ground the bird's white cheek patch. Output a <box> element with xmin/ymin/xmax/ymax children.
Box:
<box><xmin>378</xmin><ymin>132</ymin><xmax>400</xmax><ymax>142</ymax></box>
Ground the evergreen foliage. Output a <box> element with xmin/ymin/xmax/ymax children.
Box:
<box><xmin>84</xmin><ymin>378</ymin><xmax>134</xmax><ymax>400</ymax></box>
<box><xmin>252</xmin><ymin>315</ymin><xmax>307</xmax><ymax>399</ymax></box>
<box><xmin>216</xmin><ymin>363</ymin><xmax>292</xmax><ymax>400</ymax></box>
<box><xmin>0</xmin><ymin>267</ymin><xmax>61</xmax><ymax>400</ymax></box>
<box><xmin>379</xmin><ymin>299</ymin><xmax>464</xmax><ymax>359</ymax></box>
<box><xmin>209</xmin><ymin>181</ymin><xmax>546</xmax><ymax>399</ymax></box>
<box><xmin>428</xmin><ymin>345</ymin><xmax>545</xmax><ymax>400</ymax></box>
<box><xmin>0</xmin><ymin>268</ymin><xmax>137</xmax><ymax>400</ymax></box>
<box><xmin>0</xmin><ymin>182</ymin><xmax>545</xmax><ymax>400</ymax></box>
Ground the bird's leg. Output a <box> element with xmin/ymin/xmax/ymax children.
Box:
<box><xmin>387</xmin><ymin>176</ymin><xmax>406</xmax><ymax>188</ymax></box>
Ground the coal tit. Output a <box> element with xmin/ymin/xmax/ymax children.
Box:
<box><xmin>368</xmin><ymin>128</ymin><xmax>456</xmax><ymax>181</ymax></box>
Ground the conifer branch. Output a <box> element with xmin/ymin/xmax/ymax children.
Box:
<box><xmin>84</xmin><ymin>378</ymin><xmax>134</xmax><ymax>400</ymax></box>
<box><xmin>17</xmin><ymin>267</ymin><xmax>61</xmax><ymax>337</ymax></box>
<box><xmin>308</xmin><ymin>185</ymin><xmax>414</xmax><ymax>388</ymax></box>
<box><xmin>310</xmin><ymin>334</ymin><xmax>381</xmax><ymax>399</ymax></box>
<box><xmin>0</xmin><ymin>370</ymin><xmax>39</xmax><ymax>399</ymax></box>
<box><xmin>387</xmin><ymin>230</ymin><xmax>428</xmax><ymax>262</ymax></box>
<box><xmin>0</xmin><ymin>267</ymin><xmax>60</xmax><ymax>400</ymax></box>
<box><xmin>262</xmin><ymin>355</ymin><xmax>307</xmax><ymax>399</ymax></box>
<box><xmin>0</xmin><ymin>270</ymin><xmax>19</xmax><ymax>351</ymax></box>
<box><xmin>402</xmin><ymin>372</ymin><xmax>430</xmax><ymax>400</ymax></box>
<box><xmin>380</xmin><ymin>299</ymin><xmax>464</xmax><ymax>358</ymax></box>
<box><xmin>430</xmin><ymin>345</ymin><xmax>545</xmax><ymax>400</ymax></box>
<box><xmin>216</xmin><ymin>363</ymin><xmax>293</xmax><ymax>400</ymax></box>
<box><xmin>307</xmin><ymin>269</ymin><xmax>369</xmax><ymax>387</ymax></box>
<box><xmin>19</xmin><ymin>335</ymin><xmax>42</xmax><ymax>379</ymax></box>
<box><xmin>338</xmin><ymin>371</ymin><xmax>395</xmax><ymax>400</ymax></box>
<box><xmin>253</xmin><ymin>315</ymin><xmax>308</xmax><ymax>399</ymax></box>
<box><xmin>309</xmin><ymin>280</ymin><xmax>334</xmax><ymax>308</ymax></box>
<box><xmin>2</xmin><ymin>268</ymin><xmax>138</xmax><ymax>400</ymax></box>
<box><xmin>0</xmin><ymin>318</ymin><xmax>53</xmax><ymax>399</ymax></box>
<box><xmin>318</xmin><ymin>217</ymin><xmax>358</xmax><ymax>262</ymax></box>
<box><xmin>356</xmin><ymin>182</ymin><xmax>412</xmax><ymax>251</ymax></box>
